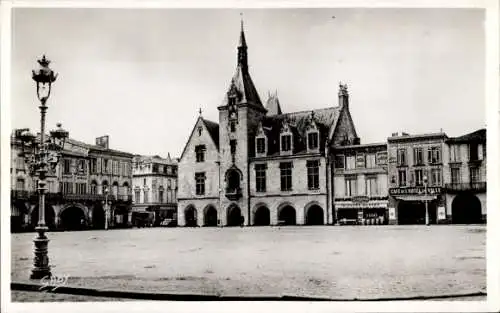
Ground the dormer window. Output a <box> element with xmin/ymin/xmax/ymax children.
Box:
<box><xmin>307</xmin><ymin>132</ymin><xmax>319</xmax><ymax>150</ymax></box>
<box><xmin>256</xmin><ymin>137</ymin><xmax>266</xmax><ymax>154</ymax></box>
<box><xmin>281</xmin><ymin>135</ymin><xmax>291</xmax><ymax>152</ymax></box>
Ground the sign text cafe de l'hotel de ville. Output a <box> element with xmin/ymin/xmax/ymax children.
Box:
<box><xmin>10</xmin><ymin>21</ymin><xmax>486</xmax><ymax>231</ymax></box>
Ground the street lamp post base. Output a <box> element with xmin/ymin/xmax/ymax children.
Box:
<box><xmin>30</xmin><ymin>226</ymin><xmax>51</xmax><ymax>280</ymax></box>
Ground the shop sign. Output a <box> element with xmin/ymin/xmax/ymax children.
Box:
<box><xmin>352</xmin><ymin>196</ymin><xmax>370</xmax><ymax>203</ymax></box>
<box><xmin>389</xmin><ymin>187</ymin><xmax>441</xmax><ymax>196</ymax></box>
<box><xmin>438</xmin><ymin>207</ymin><xmax>446</xmax><ymax>220</ymax></box>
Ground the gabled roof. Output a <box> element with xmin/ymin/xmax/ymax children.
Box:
<box><xmin>179</xmin><ymin>116</ymin><xmax>220</xmax><ymax>161</ymax></box>
<box><xmin>257</xmin><ymin>106</ymin><xmax>341</xmax><ymax>156</ymax></box>
<box><xmin>446</xmin><ymin>128</ymin><xmax>486</xmax><ymax>143</ymax></box>
<box><xmin>202</xmin><ymin>118</ymin><xmax>220</xmax><ymax>149</ymax></box>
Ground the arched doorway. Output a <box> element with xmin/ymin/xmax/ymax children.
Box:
<box><xmin>278</xmin><ymin>205</ymin><xmax>296</xmax><ymax>225</ymax></box>
<box><xmin>306</xmin><ymin>205</ymin><xmax>324</xmax><ymax>225</ymax></box>
<box><xmin>31</xmin><ymin>205</ymin><xmax>56</xmax><ymax>229</ymax></box>
<box><xmin>204</xmin><ymin>206</ymin><xmax>218</xmax><ymax>226</ymax></box>
<box><xmin>254</xmin><ymin>206</ymin><xmax>270</xmax><ymax>226</ymax></box>
<box><xmin>60</xmin><ymin>206</ymin><xmax>86</xmax><ymax>231</ymax></box>
<box><xmin>452</xmin><ymin>193</ymin><xmax>482</xmax><ymax>224</ymax></box>
<box><xmin>92</xmin><ymin>204</ymin><xmax>105</xmax><ymax>229</ymax></box>
<box><xmin>227</xmin><ymin>205</ymin><xmax>242</xmax><ymax>226</ymax></box>
<box><xmin>184</xmin><ymin>206</ymin><xmax>197</xmax><ymax>227</ymax></box>
<box><xmin>397</xmin><ymin>201</ymin><xmax>437</xmax><ymax>225</ymax></box>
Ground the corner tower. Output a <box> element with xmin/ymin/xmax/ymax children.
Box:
<box><xmin>217</xmin><ymin>19</ymin><xmax>267</xmax><ymax>226</ymax></box>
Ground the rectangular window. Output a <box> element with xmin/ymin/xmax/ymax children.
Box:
<box><xmin>450</xmin><ymin>145</ymin><xmax>460</xmax><ymax>162</ymax></box>
<box><xmin>398</xmin><ymin>169</ymin><xmax>407</xmax><ymax>187</ymax></box>
<box><xmin>469</xmin><ymin>143</ymin><xmax>479</xmax><ymax>161</ymax></box>
<box><xmin>308</xmin><ymin>132</ymin><xmax>319</xmax><ymax>150</ymax></box>
<box><xmin>152</xmin><ymin>164</ymin><xmax>159</xmax><ymax>173</ymax></box>
<box><xmin>451</xmin><ymin>167</ymin><xmax>461</xmax><ymax>184</ymax></box>
<box><xmin>415</xmin><ymin>169</ymin><xmax>424</xmax><ymax>186</ymax></box>
<box><xmin>431</xmin><ymin>168</ymin><xmax>442</xmax><ymax>186</ymax></box>
<box><xmin>62</xmin><ymin>182</ymin><xmax>73</xmax><ymax>194</ymax></box>
<box><xmin>195</xmin><ymin>145</ymin><xmax>206</xmax><ymax>163</ymax></box>
<box><xmin>255</xmin><ymin>164</ymin><xmax>267</xmax><ymax>192</ymax></box>
<box><xmin>256</xmin><ymin>138</ymin><xmax>266</xmax><ymax>154</ymax></box>
<box><xmin>334</xmin><ymin>155</ymin><xmax>345</xmax><ymax>169</ymax></box>
<box><xmin>413</xmin><ymin>147</ymin><xmax>424</xmax><ymax>165</ymax></box>
<box><xmin>159</xmin><ymin>190</ymin><xmax>164</xmax><ymax>203</ymax></box>
<box><xmin>143</xmin><ymin>190</ymin><xmax>149</xmax><ymax>203</ymax></box>
<box><xmin>428</xmin><ymin>147</ymin><xmax>441</xmax><ymax>164</ymax></box>
<box><xmin>135</xmin><ymin>190</ymin><xmax>141</xmax><ymax>203</ymax></box>
<box><xmin>345</xmin><ymin>176</ymin><xmax>357</xmax><ymax>196</ymax></box>
<box><xmin>366</xmin><ymin>177</ymin><xmax>378</xmax><ymax>196</ymax></box>
<box><xmin>280</xmin><ymin>162</ymin><xmax>293</xmax><ymax>191</ymax></box>
<box><xmin>281</xmin><ymin>135</ymin><xmax>291</xmax><ymax>152</ymax></box>
<box><xmin>76</xmin><ymin>183</ymin><xmax>87</xmax><ymax>194</ymax></box>
<box><xmin>90</xmin><ymin>158</ymin><xmax>97</xmax><ymax>173</ymax></box>
<box><xmin>195</xmin><ymin>172</ymin><xmax>206</xmax><ymax>195</ymax></box>
<box><xmin>307</xmin><ymin>160</ymin><xmax>320</xmax><ymax>190</ymax></box>
<box><xmin>345</xmin><ymin>155</ymin><xmax>356</xmax><ymax>170</ymax></box>
<box><xmin>366</xmin><ymin>154</ymin><xmax>376</xmax><ymax>168</ymax></box>
<box><xmin>470</xmin><ymin>167</ymin><xmax>480</xmax><ymax>183</ymax></box>
<box><xmin>90</xmin><ymin>184</ymin><xmax>98</xmax><ymax>195</ymax></box>
<box><xmin>397</xmin><ymin>148</ymin><xmax>407</xmax><ymax>166</ymax></box>
<box><xmin>63</xmin><ymin>159</ymin><xmax>71</xmax><ymax>174</ymax></box>
<box><xmin>16</xmin><ymin>157</ymin><xmax>25</xmax><ymax>170</ymax></box>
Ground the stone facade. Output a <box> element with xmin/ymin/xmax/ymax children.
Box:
<box><xmin>177</xmin><ymin>23</ymin><xmax>359</xmax><ymax>227</ymax></box>
<box><xmin>131</xmin><ymin>154</ymin><xmax>178</xmax><ymax>226</ymax></box>
<box><xmin>10</xmin><ymin>133</ymin><xmax>134</xmax><ymax>232</ymax></box>
<box><xmin>387</xmin><ymin>132</ymin><xmax>449</xmax><ymax>225</ymax></box>
<box><xmin>332</xmin><ymin>143</ymin><xmax>389</xmax><ymax>225</ymax></box>
<box><xmin>443</xmin><ymin>129</ymin><xmax>486</xmax><ymax>223</ymax></box>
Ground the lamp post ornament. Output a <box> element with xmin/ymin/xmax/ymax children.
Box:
<box><xmin>26</xmin><ymin>55</ymin><xmax>68</xmax><ymax>280</ymax></box>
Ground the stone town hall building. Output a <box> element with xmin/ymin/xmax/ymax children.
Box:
<box><xmin>177</xmin><ymin>23</ymin><xmax>362</xmax><ymax>227</ymax></box>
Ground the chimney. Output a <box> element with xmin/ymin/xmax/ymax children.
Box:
<box><xmin>338</xmin><ymin>82</ymin><xmax>349</xmax><ymax>108</ymax></box>
<box><xmin>96</xmin><ymin>135</ymin><xmax>109</xmax><ymax>149</ymax></box>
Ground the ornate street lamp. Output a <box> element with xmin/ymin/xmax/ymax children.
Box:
<box><xmin>423</xmin><ymin>175</ymin><xmax>430</xmax><ymax>226</ymax></box>
<box><xmin>16</xmin><ymin>55</ymin><xmax>68</xmax><ymax>279</ymax></box>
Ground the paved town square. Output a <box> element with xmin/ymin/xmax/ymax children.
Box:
<box><xmin>12</xmin><ymin>225</ymin><xmax>485</xmax><ymax>300</ymax></box>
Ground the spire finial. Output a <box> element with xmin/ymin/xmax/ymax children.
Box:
<box><xmin>199</xmin><ymin>107</ymin><xmax>202</xmax><ymax>116</ymax></box>
<box><xmin>240</xmin><ymin>12</ymin><xmax>244</xmax><ymax>32</ymax></box>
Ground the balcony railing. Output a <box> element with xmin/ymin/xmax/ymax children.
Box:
<box><xmin>225</xmin><ymin>187</ymin><xmax>242</xmax><ymax>201</ymax></box>
<box><xmin>445</xmin><ymin>182</ymin><xmax>486</xmax><ymax>193</ymax></box>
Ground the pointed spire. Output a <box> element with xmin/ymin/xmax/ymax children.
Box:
<box><xmin>237</xmin><ymin>13</ymin><xmax>248</xmax><ymax>72</ymax></box>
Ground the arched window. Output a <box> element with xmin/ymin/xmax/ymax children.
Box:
<box><xmin>90</xmin><ymin>180</ymin><xmax>98</xmax><ymax>195</ymax></box>
<box><xmin>159</xmin><ymin>186</ymin><xmax>164</xmax><ymax>203</ymax></box>
<box><xmin>112</xmin><ymin>181</ymin><xmax>119</xmax><ymax>197</ymax></box>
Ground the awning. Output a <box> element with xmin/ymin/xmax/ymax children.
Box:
<box><xmin>394</xmin><ymin>195</ymin><xmax>437</xmax><ymax>202</ymax></box>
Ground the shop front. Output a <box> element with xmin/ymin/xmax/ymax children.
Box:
<box><xmin>335</xmin><ymin>197</ymin><xmax>388</xmax><ymax>225</ymax></box>
<box><xmin>388</xmin><ymin>187</ymin><xmax>446</xmax><ymax>225</ymax></box>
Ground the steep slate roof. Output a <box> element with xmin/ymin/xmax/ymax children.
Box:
<box><xmin>258</xmin><ymin>106</ymin><xmax>341</xmax><ymax>156</ymax></box>
<box><xmin>446</xmin><ymin>128</ymin><xmax>486</xmax><ymax>143</ymax></box>
<box><xmin>202</xmin><ymin>118</ymin><xmax>220</xmax><ymax>149</ymax></box>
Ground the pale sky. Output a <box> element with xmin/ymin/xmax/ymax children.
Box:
<box><xmin>11</xmin><ymin>8</ymin><xmax>485</xmax><ymax>158</ymax></box>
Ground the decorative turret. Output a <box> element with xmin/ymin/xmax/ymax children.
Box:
<box><xmin>265</xmin><ymin>91</ymin><xmax>282</xmax><ymax>115</ymax></box>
